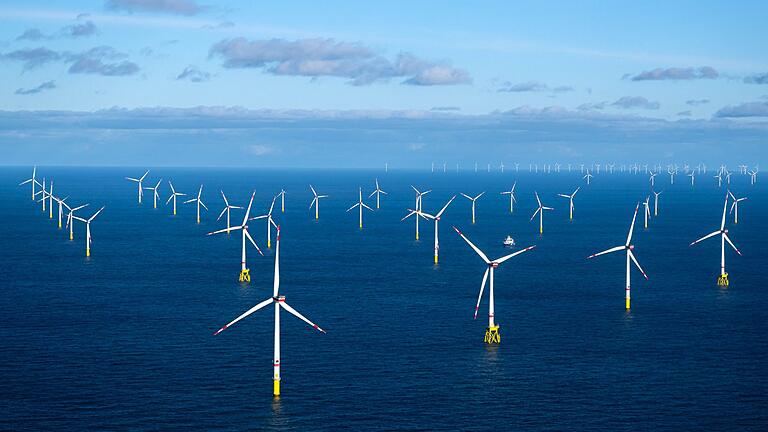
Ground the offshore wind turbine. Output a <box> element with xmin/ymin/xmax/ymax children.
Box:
<box><xmin>217</xmin><ymin>191</ymin><xmax>243</xmax><ymax>231</ymax></box>
<box><xmin>125</xmin><ymin>170</ymin><xmax>149</xmax><ymax>204</ymax></box>
<box><xmin>64</xmin><ymin>202</ymin><xmax>88</xmax><ymax>240</ymax></box>
<box><xmin>251</xmin><ymin>195</ymin><xmax>279</xmax><ymax>248</ymax></box>
<box><xmin>690</xmin><ymin>194</ymin><xmax>741</xmax><ymax>286</ymax></box>
<box><xmin>500</xmin><ymin>182</ymin><xmax>517</xmax><ymax>213</ymax></box>
<box><xmin>346</xmin><ymin>187</ymin><xmax>373</xmax><ymax>229</ymax></box>
<box><xmin>34</xmin><ymin>178</ymin><xmax>47</xmax><ymax>212</ymax></box>
<box><xmin>652</xmin><ymin>190</ymin><xmax>663</xmax><ymax>216</ymax></box>
<box><xmin>688</xmin><ymin>172</ymin><xmax>695</xmax><ymax>186</ymax></box>
<box><xmin>587</xmin><ymin>204</ymin><xmax>648</xmax><ymax>309</ymax></box>
<box><xmin>72</xmin><ymin>206</ymin><xmax>105</xmax><ymax>257</ymax></box>
<box><xmin>420</xmin><ymin>196</ymin><xmax>456</xmax><ymax>264</ymax></box>
<box><xmin>728</xmin><ymin>191</ymin><xmax>747</xmax><ymax>224</ymax></box>
<box><xmin>460</xmin><ymin>192</ymin><xmax>485</xmax><ymax>224</ymax></box>
<box><xmin>453</xmin><ymin>226</ymin><xmax>536</xmax><ymax>344</ymax></box>
<box><xmin>642</xmin><ymin>196</ymin><xmax>651</xmax><ymax>229</ymax></box>
<box><xmin>54</xmin><ymin>195</ymin><xmax>69</xmax><ymax>228</ymax></box>
<box><xmin>557</xmin><ymin>186</ymin><xmax>580</xmax><ymax>220</ymax></box>
<box><xmin>410</xmin><ymin>186</ymin><xmax>431</xmax><ymax>240</ymax></box>
<box><xmin>530</xmin><ymin>191</ymin><xmax>554</xmax><ymax>234</ymax></box>
<box><xmin>583</xmin><ymin>170</ymin><xmax>593</xmax><ymax>185</ymax></box>
<box><xmin>309</xmin><ymin>185</ymin><xmax>328</xmax><ymax>220</ymax></box>
<box><xmin>368</xmin><ymin>179</ymin><xmax>387</xmax><ymax>209</ymax></box>
<box><xmin>279</xmin><ymin>189</ymin><xmax>286</xmax><ymax>213</ymax></box>
<box><xmin>213</xmin><ymin>226</ymin><xmax>325</xmax><ymax>397</ymax></box>
<box><xmin>166</xmin><ymin>181</ymin><xmax>186</xmax><ymax>215</ymax></box>
<box><xmin>401</xmin><ymin>207</ymin><xmax>430</xmax><ymax>243</ymax></box>
<box><xmin>143</xmin><ymin>179</ymin><xmax>163</xmax><ymax>209</ymax></box>
<box><xmin>649</xmin><ymin>172</ymin><xmax>657</xmax><ymax>187</ymax></box>
<box><xmin>19</xmin><ymin>166</ymin><xmax>41</xmax><ymax>200</ymax></box>
<box><xmin>207</xmin><ymin>191</ymin><xmax>263</xmax><ymax>282</ymax></box>
<box><xmin>184</xmin><ymin>184</ymin><xmax>208</xmax><ymax>223</ymax></box>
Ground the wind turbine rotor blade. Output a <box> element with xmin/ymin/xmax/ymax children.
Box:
<box><xmin>310</xmin><ymin>185</ymin><xmax>317</xmax><ymax>196</ymax></box>
<box><xmin>474</xmin><ymin>268</ymin><xmax>490</xmax><ymax>319</ymax></box>
<box><xmin>460</xmin><ymin>193</ymin><xmax>472</xmax><ymax>200</ymax></box>
<box><xmin>723</xmin><ymin>233</ymin><xmax>742</xmax><ymax>255</ymax></box>
<box><xmin>475</xmin><ymin>192</ymin><xmax>485</xmax><ymax>199</ymax></box>
<box><xmin>690</xmin><ymin>230</ymin><xmax>720</xmax><ymax>246</ymax></box>
<box><xmin>280</xmin><ymin>302</ymin><xmax>326</xmax><ymax>333</ymax></box>
<box><xmin>217</xmin><ymin>207</ymin><xmax>227</xmax><ymax>220</ymax></box>
<box><xmin>362</xmin><ymin>203</ymin><xmax>374</xmax><ymax>211</ymax></box>
<box><xmin>535</xmin><ymin>192</ymin><xmax>542</xmax><ymax>207</ymax></box>
<box><xmin>183</xmin><ymin>198</ymin><xmax>195</xmax><ymax>204</ymax></box>
<box><xmin>628</xmin><ymin>250</ymin><xmax>648</xmax><ymax>279</ymax></box>
<box><xmin>242</xmin><ymin>191</ymin><xmax>256</xmax><ymax>223</ymax></box>
<box><xmin>401</xmin><ymin>210</ymin><xmax>417</xmax><ymax>221</ymax></box>
<box><xmin>530</xmin><ymin>207</ymin><xmax>541</xmax><ymax>221</ymax></box>
<box><xmin>626</xmin><ymin>204</ymin><xmax>639</xmax><ymax>246</ymax></box>
<box><xmin>346</xmin><ymin>203</ymin><xmax>360</xmax><ymax>212</ymax></box>
<box><xmin>200</xmin><ymin>201</ymin><xmax>208</xmax><ymax>211</ymax></box>
<box><xmin>720</xmin><ymin>194</ymin><xmax>728</xmax><ymax>230</ymax></box>
<box><xmin>244</xmin><ymin>229</ymin><xmax>263</xmax><ymax>255</ymax></box>
<box><xmin>309</xmin><ymin>197</ymin><xmax>317</xmax><ymax>210</ymax></box>
<box><xmin>436</xmin><ymin>196</ymin><xmax>456</xmax><ymax>218</ymax></box>
<box><xmin>89</xmin><ymin>206</ymin><xmax>105</xmax><ymax>221</ymax></box>
<box><xmin>125</xmin><ymin>177</ymin><xmax>139</xmax><ymax>182</ymax></box>
<box><xmin>587</xmin><ymin>245</ymin><xmax>625</xmax><ymax>258</ymax></box>
<box><xmin>213</xmin><ymin>298</ymin><xmax>274</xmax><ymax>335</ymax></box>
<box><xmin>494</xmin><ymin>245</ymin><xmax>536</xmax><ymax>264</ymax></box>
<box><xmin>452</xmin><ymin>226</ymin><xmax>491</xmax><ymax>264</ymax></box>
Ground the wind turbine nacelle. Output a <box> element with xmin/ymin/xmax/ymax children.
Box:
<box><xmin>628</xmin><ymin>245</ymin><xmax>634</xmax><ymax>250</ymax></box>
<box><xmin>490</xmin><ymin>262</ymin><xmax>499</xmax><ymax>268</ymax></box>
<box><xmin>723</xmin><ymin>229</ymin><xmax>728</xmax><ymax>234</ymax></box>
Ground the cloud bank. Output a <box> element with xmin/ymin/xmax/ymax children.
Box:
<box><xmin>14</xmin><ymin>81</ymin><xmax>56</xmax><ymax>95</ymax></box>
<box><xmin>631</xmin><ymin>66</ymin><xmax>718</xmax><ymax>81</ymax></box>
<box><xmin>105</xmin><ymin>0</ymin><xmax>203</xmax><ymax>15</ymax></box>
<box><xmin>209</xmin><ymin>37</ymin><xmax>471</xmax><ymax>86</ymax></box>
<box><xmin>1</xmin><ymin>46</ymin><xmax>139</xmax><ymax>76</ymax></box>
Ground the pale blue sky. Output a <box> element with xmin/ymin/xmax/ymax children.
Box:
<box><xmin>0</xmin><ymin>1</ymin><xmax>766</xmax><ymax>166</ymax></box>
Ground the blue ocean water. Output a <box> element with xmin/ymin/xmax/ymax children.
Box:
<box><xmin>1</xmin><ymin>167</ymin><xmax>766</xmax><ymax>431</ymax></box>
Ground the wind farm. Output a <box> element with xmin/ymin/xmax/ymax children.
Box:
<box><xmin>2</xmin><ymin>1</ymin><xmax>766</xmax><ymax>430</ymax></box>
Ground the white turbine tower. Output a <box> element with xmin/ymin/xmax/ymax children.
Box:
<box><xmin>166</xmin><ymin>181</ymin><xmax>186</xmax><ymax>215</ymax></box>
<box><xmin>309</xmin><ymin>185</ymin><xmax>328</xmax><ymax>220</ymax></box>
<box><xmin>642</xmin><ymin>196</ymin><xmax>651</xmax><ymax>229</ymax></box>
<box><xmin>500</xmin><ymin>182</ymin><xmax>517</xmax><ymax>213</ymax></box>
<box><xmin>207</xmin><ymin>191</ymin><xmax>263</xmax><ymax>282</ymax></box>
<box><xmin>410</xmin><ymin>186</ymin><xmax>432</xmax><ymax>240</ymax></box>
<box><xmin>251</xmin><ymin>195</ymin><xmax>279</xmax><ymax>248</ymax></box>
<box><xmin>143</xmin><ymin>178</ymin><xmax>162</xmax><ymax>209</ymax></box>
<box><xmin>125</xmin><ymin>170</ymin><xmax>149</xmax><ymax>204</ymax></box>
<box><xmin>557</xmin><ymin>186</ymin><xmax>580</xmax><ymax>220</ymax></box>
<box><xmin>54</xmin><ymin>195</ymin><xmax>69</xmax><ymax>228</ymax></box>
<box><xmin>184</xmin><ymin>184</ymin><xmax>208</xmax><ymax>223</ymax></box>
<box><xmin>728</xmin><ymin>191</ymin><xmax>747</xmax><ymax>224</ymax></box>
<box><xmin>688</xmin><ymin>172</ymin><xmax>695</xmax><ymax>186</ymax></box>
<box><xmin>217</xmin><ymin>191</ymin><xmax>243</xmax><ymax>231</ymax></box>
<box><xmin>346</xmin><ymin>187</ymin><xmax>373</xmax><ymax>229</ymax></box>
<box><xmin>72</xmin><ymin>206</ymin><xmax>105</xmax><ymax>257</ymax></box>
<box><xmin>368</xmin><ymin>178</ymin><xmax>387</xmax><ymax>209</ymax></box>
<box><xmin>34</xmin><ymin>178</ymin><xmax>47</xmax><ymax>212</ymax></box>
<box><xmin>19</xmin><ymin>166</ymin><xmax>41</xmax><ymax>201</ymax></box>
<box><xmin>690</xmin><ymin>194</ymin><xmax>741</xmax><ymax>286</ymax></box>
<box><xmin>453</xmin><ymin>226</ymin><xmax>536</xmax><ymax>344</ymax></box>
<box><xmin>279</xmin><ymin>189</ymin><xmax>286</xmax><ymax>213</ymax></box>
<box><xmin>460</xmin><ymin>192</ymin><xmax>485</xmax><ymax>224</ymax></box>
<box><xmin>530</xmin><ymin>191</ymin><xmax>554</xmax><ymax>234</ymax></box>
<box><xmin>652</xmin><ymin>190</ymin><xmax>663</xmax><ymax>216</ymax></box>
<box><xmin>420</xmin><ymin>196</ymin><xmax>456</xmax><ymax>264</ymax></box>
<box><xmin>64</xmin><ymin>202</ymin><xmax>88</xmax><ymax>240</ymax></box>
<box><xmin>587</xmin><ymin>204</ymin><xmax>648</xmax><ymax>309</ymax></box>
<box><xmin>213</xmin><ymin>226</ymin><xmax>325</xmax><ymax>397</ymax></box>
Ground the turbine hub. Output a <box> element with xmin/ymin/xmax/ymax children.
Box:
<box><xmin>491</xmin><ymin>262</ymin><xmax>499</xmax><ymax>268</ymax></box>
<box><xmin>628</xmin><ymin>245</ymin><xmax>634</xmax><ymax>250</ymax></box>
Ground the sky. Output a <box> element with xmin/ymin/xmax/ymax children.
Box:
<box><xmin>0</xmin><ymin>0</ymin><xmax>766</xmax><ymax>167</ymax></box>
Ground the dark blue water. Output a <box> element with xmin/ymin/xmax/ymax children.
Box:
<box><xmin>1</xmin><ymin>167</ymin><xmax>766</xmax><ymax>431</ymax></box>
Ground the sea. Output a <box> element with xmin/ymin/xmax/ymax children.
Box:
<box><xmin>1</xmin><ymin>167</ymin><xmax>766</xmax><ymax>431</ymax></box>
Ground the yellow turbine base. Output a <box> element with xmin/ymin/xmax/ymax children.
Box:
<box><xmin>268</xmin><ymin>239</ymin><xmax>271</xmax><ymax>248</ymax></box>
<box><xmin>70</xmin><ymin>233</ymin><xmax>73</xmax><ymax>240</ymax></box>
<box><xmin>359</xmin><ymin>223</ymin><xmax>362</xmax><ymax>229</ymax></box>
<box><xmin>58</xmin><ymin>222</ymin><xmax>62</xmax><ymax>228</ymax></box>
<box><xmin>626</xmin><ymin>297</ymin><xmax>630</xmax><ymax>310</ymax></box>
<box><xmin>484</xmin><ymin>325</ymin><xmax>500</xmax><ymax>344</ymax></box>
<box><xmin>540</xmin><ymin>227</ymin><xmax>543</xmax><ymax>234</ymax></box>
<box><xmin>273</xmin><ymin>379</ymin><xmax>280</xmax><ymax>396</ymax></box>
<box><xmin>434</xmin><ymin>254</ymin><xmax>438</xmax><ymax>264</ymax></box>
<box><xmin>196</xmin><ymin>217</ymin><xmax>200</xmax><ymax>224</ymax></box>
<box><xmin>416</xmin><ymin>232</ymin><xmax>419</xmax><ymax>240</ymax></box>
<box><xmin>718</xmin><ymin>273</ymin><xmax>729</xmax><ymax>287</ymax></box>
<box><xmin>86</xmin><ymin>248</ymin><xmax>90</xmax><ymax>257</ymax></box>
<box><xmin>239</xmin><ymin>268</ymin><xmax>251</xmax><ymax>283</ymax></box>
<box><xmin>173</xmin><ymin>209</ymin><xmax>177</xmax><ymax>215</ymax></box>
